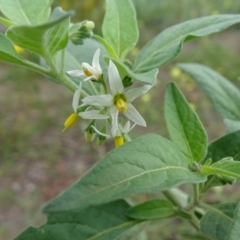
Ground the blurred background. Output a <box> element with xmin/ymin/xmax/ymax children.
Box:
<box><xmin>1</xmin><ymin>0</ymin><xmax>240</xmax><ymax>239</ymax></box>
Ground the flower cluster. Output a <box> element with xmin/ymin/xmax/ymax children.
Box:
<box><xmin>64</xmin><ymin>49</ymin><xmax>153</xmax><ymax>147</ymax></box>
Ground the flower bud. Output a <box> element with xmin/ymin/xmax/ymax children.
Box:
<box><xmin>97</xmin><ymin>135</ymin><xmax>107</xmax><ymax>145</ymax></box>
<box><xmin>96</xmin><ymin>125</ymin><xmax>107</xmax><ymax>145</ymax></box>
<box><xmin>85</xmin><ymin>21</ymin><xmax>95</xmax><ymax>30</ymax></box>
<box><xmin>85</xmin><ymin>120</ymin><xmax>96</xmax><ymax>142</ymax></box>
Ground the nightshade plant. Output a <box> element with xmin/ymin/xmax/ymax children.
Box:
<box><xmin>1</xmin><ymin>0</ymin><xmax>240</xmax><ymax>239</ymax></box>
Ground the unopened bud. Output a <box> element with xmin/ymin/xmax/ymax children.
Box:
<box><xmin>85</xmin><ymin>21</ymin><xmax>95</xmax><ymax>30</ymax></box>
<box><xmin>97</xmin><ymin>135</ymin><xmax>106</xmax><ymax>145</ymax></box>
<box><xmin>96</xmin><ymin>125</ymin><xmax>107</xmax><ymax>145</ymax></box>
<box><xmin>84</xmin><ymin>120</ymin><xmax>96</xmax><ymax>142</ymax></box>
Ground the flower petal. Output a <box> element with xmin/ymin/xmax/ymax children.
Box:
<box><xmin>110</xmin><ymin>105</ymin><xmax>120</xmax><ymax>136</ymax></box>
<box><xmin>84</xmin><ymin>76</ymin><xmax>94</xmax><ymax>81</ymax></box>
<box><xmin>82</xmin><ymin>94</ymin><xmax>113</xmax><ymax>107</ymax></box>
<box><xmin>66</xmin><ymin>70</ymin><xmax>84</xmax><ymax>77</ymax></box>
<box><xmin>80</xmin><ymin>110</ymin><xmax>109</xmax><ymax>119</ymax></box>
<box><xmin>122</xmin><ymin>121</ymin><xmax>136</xmax><ymax>134</ymax></box>
<box><xmin>125</xmin><ymin>84</ymin><xmax>152</xmax><ymax>103</ymax></box>
<box><xmin>124</xmin><ymin>103</ymin><xmax>146</xmax><ymax>127</ymax></box>
<box><xmin>108</xmin><ymin>61</ymin><xmax>124</xmax><ymax>95</ymax></box>
<box><xmin>72</xmin><ymin>82</ymin><xmax>82</xmax><ymax>111</ymax></box>
<box><xmin>83</xmin><ymin>60</ymin><xmax>102</xmax><ymax>80</ymax></box>
<box><xmin>92</xmin><ymin>49</ymin><xmax>101</xmax><ymax>70</ymax></box>
<box><xmin>122</xmin><ymin>121</ymin><xmax>130</xmax><ymax>133</ymax></box>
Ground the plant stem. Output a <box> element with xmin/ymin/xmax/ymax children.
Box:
<box><xmin>199</xmin><ymin>176</ymin><xmax>215</xmax><ymax>195</ymax></box>
<box><xmin>193</xmin><ymin>184</ymin><xmax>200</xmax><ymax>205</ymax></box>
<box><xmin>189</xmin><ymin>212</ymin><xmax>200</xmax><ymax>231</ymax></box>
<box><xmin>163</xmin><ymin>188</ymin><xmax>190</xmax><ymax>208</ymax></box>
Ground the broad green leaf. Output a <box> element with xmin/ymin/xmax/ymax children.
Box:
<box><xmin>133</xmin><ymin>15</ymin><xmax>240</xmax><ymax>72</ymax></box>
<box><xmin>116</xmin><ymin>222</ymin><xmax>148</xmax><ymax>240</ymax></box>
<box><xmin>164</xmin><ymin>82</ymin><xmax>208</xmax><ymax>164</ymax></box>
<box><xmin>227</xmin><ymin>202</ymin><xmax>240</xmax><ymax>240</ymax></box>
<box><xmin>224</xmin><ymin>119</ymin><xmax>240</xmax><ymax>133</ymax></box>
<box><xmin>0</xmin><ymin>33</ymin><xmax>31</xmax><ymax>66</ymax></box>
<box><xmin>127</xmin><ymin>199</ymin><xmax>175</xmax><ymax>220</ymax></box>
<box><xmin>200</xmin><ymin>202</ymin><xmax>238</xmax><ymax>240</ymax></box>
<box><xmin>201</xmin><ymin>130</ymin><xmax>240</xmax><ymax>192</ymax></box>
<box><xmin>43</xmin><ymin>134</ymin><xmax>206</xmax><ymax>213</ymax></box>
<box><xmin>201</xmin><ymin>159</ymin><xmax>240</xmax><ymax>180</ymax></box>
<box><xmin>14</xmin><ymin>227</ymin><xmax>38</xmax><ymax>240</ymax></box>
<box><xmin>204</xmin><ymin>130</ymin><xmax>240</xmax><ymax>164</ymax></box>
<box><xmin>15</xmin><ymin>200</ymin><xmax>141</xmax><ymax>240</ymax></box>
<box><xmin>102</xmin><ymin>0</ymin><xmax>139</xmax><ymax>59</ymax></box>
<box><xmin>0</xmin><ymin>0</ymin><xmax>53</xmax><ymax>25</ymax></box>
<box><xmin>178</xmin><ymin>63</ymin><xmax>240</xmax><ymax>121</ymax></box>
<box><xmin>108</xmin><ymin>58</ymin><xmax>158</xmax><ymax>85</ymax></box>
<box><xmin>6</xmin><ymin>7</ymin><xmax>70</xmax><ymax>58</ymax></box>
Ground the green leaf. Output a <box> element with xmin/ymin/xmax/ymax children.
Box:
<box><xmin>102</xmin><ymin>0</ymin><xmax>139</xmax><ymax>59</ymax></box>
<box><xmin>200</xmin><ymin>202</ymin><xmax>239</xmax><ymax>240</ymax></box>
<box><xmin>205</xmin><ymin>130</ymin><xmax>240</xmax><ymax>164</ymax></box>
<box><xmin>178</xmin><ymin>63</ymin><xmax>240</xmax><ymax>121</ymax></box>
<box><xmin>227</xmin><ymin>202</ymin><xmax>240</xmax><ymax>240</ymax></box>
<box><xmin>201</xmin><ymin>130</ymin><xmax>240</xmax><ymax>191</ymax></box>
<box><xmin>15</xmin><ymin>200</ymin><xmax>141</xmax><ymax>240</ymax></box>
<box><xmin>164</xmin><ymin>82</ymin><xmax>208</xmax><ymax>164</ymax></box>
<box><xmin>201</xmin><ymin>159</ymin><xmax>240</xmax><ymax>180</ymax></box>
<box><xmin>0</xmin><ymin>33</ymin><xmax>30</xmax><ymax>66</ymax></box>
<box><xmin>133</xmin><ymin>14</ymin><xmax>240</xmax><ymax>72</ymax></box>
<box><xmin>224</xmin><ymin>119</ymin><xmax>240</xmax><ymax>133</ymax></box>
<box><xmin>14</xmin><ymin>227</ymin><xmax>38</xmax><ymax>240</ymax></box>
<box><xmin>0</xmin><ymin>0</ymin><xmax>53</xmax><ymax>25</ymax></box>
<box><xmin>43</xmin><ymin>134</ymin><xmax>206</xmax><ymax>213</ymax></box>
<box><xmin>116</xmin><ymin>222</ymin><xmax>148</xmax><ymax>240</ymax></box>
<box><xmin>6</xmin><ymin>7</ymin><xmax>71</xmax><ymax>58</ymax></box>
<box><xmin>127</xmin><ymin>199</ymin><xmax>175</xmax><ymax>220</ymax></box>
<box><xmin>108</xmin><ymin>58</ymin><xmax>158</xmax><ymax>85</ymax></box>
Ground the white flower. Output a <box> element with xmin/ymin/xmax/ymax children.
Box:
<box><xmin>63</xmin><ymin>83</ymin><xmax>108</xmax><ymax>131</ymax></box>
<box><xmin>82</xmin><ymin>60</ymin><xmax>152</xmax><ymax>134</ymax></box>
<box><xmin>66</xmin><ymin>49</ymin><xmax>102</xmax><ymax>81</ymax></box>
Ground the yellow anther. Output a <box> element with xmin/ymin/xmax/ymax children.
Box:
<box><xmin>63</xmin><ymin>113</ymin><xmax>79</xmax><ymax>131</ymax></box>
<box><xmin>114</xmin><ymin>136</ymin><xmax>124</xmax><ymax>148</ymax></box>
<box><xmin>116</xmin><ymin>99</ymin><xmax>127</xmax><ymax>112</ymax></box>
<box><xmin>83</xmin><ymin>68</ymin><xmax>93</xmax><ymax>77</ymax></box>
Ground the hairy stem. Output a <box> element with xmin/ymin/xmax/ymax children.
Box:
<box><xmin>193</xmin><ymin>184</ymin><xmax>200</xmax><ymax>205</ymax></box>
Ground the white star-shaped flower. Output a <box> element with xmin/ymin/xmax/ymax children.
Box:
<box><xmin>66</xmin><ymin>49</ymin><xmax>102</xmax><ymax>81</ymax></box>
<box><xmin>82</xmin><ymin>60</ymin><xmax>152</xmax><ymax>134</ymax></box>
